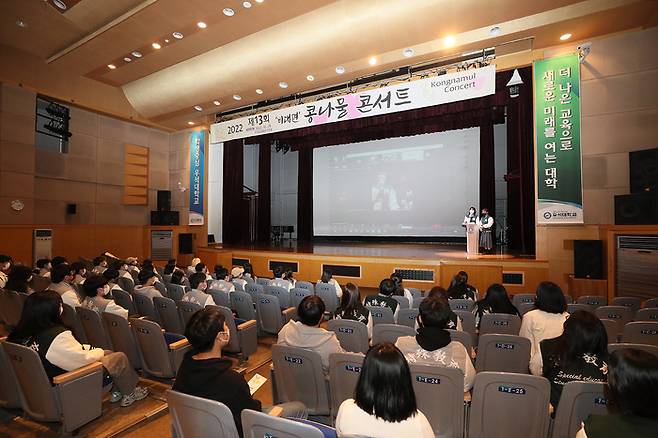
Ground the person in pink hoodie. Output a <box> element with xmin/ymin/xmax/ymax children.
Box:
<box><xmin>277</xmin><ymin>295</ymin><xmax>344</xmax><ymax>375</ymax></box>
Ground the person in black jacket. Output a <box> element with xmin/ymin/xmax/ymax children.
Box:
<box><xmin>173</xmin><ymin>307</ymin><xmax>306</xmax><ymax>436</ymax></box>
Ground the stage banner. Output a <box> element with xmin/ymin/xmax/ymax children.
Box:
<box><xmin>210</xmin><ymin>65</ymin><xmax>496</xmax><ymax>143</ymax></box>
<box><xmin>534</xmin><ymin>54</ymin><xmax>583</xmax><ymax>224</ymax></box>
<box><xmin>188</xmin><ymin>131</ymin><xmax>205</xmax><ymax>225</ymax></box>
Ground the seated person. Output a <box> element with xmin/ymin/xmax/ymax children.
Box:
<box><xmin>163</xmin><ymin>258</ymin><xmax>177</xmax><ymax>275</ymax></box>
<box><xmin>36</xmin><ymin>258</ymin><xmax>52</xmax><ymax>277</ymax></box>
<box><xmin>81</xmin><ymin>274</ymin><xmax>129</xmax><ymax>319</ymax></box>
<box><xmin>8</xmin><ymin>291</ymin><xmax>148</xmax><ymax>407</ymax></box>
<box><xmin>364</xmin><ymin>279</ymin><xmax>400</xmax><ymax>322</ymax></box>
<box><xmin>473</xmin><ymin>283</ymin><xmax>520</xmax><ymax>329</ymax></box>
<box><xmin>173</xmin><ymin>307</ymin><xmax>306</xmax><ymax>437</ymax></box>
<box><xmin>576</xmin><ymin>348</ymin><xmax>658</xmax><ymax>438</ymax></box>
<box><xmin>0</xmin><ymin>254</ymin><xmax>13</xmax><ymax>288</ymax></box>
<box><xmin>447</xmin><ymin>271</ymin><xmax>477</xmax><ymax>300</ymax></box>
<box><xmin>102</xmin><ymin>268</ymin><xmax>124</xmax><ymax>293</ymax></box>
<box><xmin>70</xmin><ymin>261</ymin><xmax>87</xmax><ymax>285</ymax></box>
<box><xmin>182</xmin><ymin>273</ymin><xmax>216</xmax><ymax>308</ymax></box>
<box><xmin>318</xmin><ymin>269</ymin><xmax>342</xmax><ymax>300</ymax></box>
<box><xmin>271</xmin><ymin>266</ymin><xmax>292</xmax><ymax>291</ymax></box>
<box><xmin>170</xmin><ymin>269</ymin><xmax>186</xmax><ymax>286</ymax></box>
<box><xmin>425</xmin><ymin>287</ymin><xmax>463</xmax><ymax>330</ymax></box>
<box><xmin>284</xmin><ymin>270</ymin><xmax>296</xmax><ymax>288</ymax></box>
<box><xmin>539</xmin><ymin>310</ymin><xmax>608</xmax><ymax>408</ymax></box>
<box><xmin>113</xmin><ymin>259</ymin><xmax>134</xmax><ymax>280</ymax></box>
<box><xmin>5</xmin><ymin>265</ymin><xmax>33</xmax><ymax>295</ymax></box>
<box><xmin>243</xmin><ymin>263</ymin><xmax>257</xmax><ymax>281</ymax></box>
<box><xmin>142</xmin><ymin>259</ymin><xmax>158</xmax><ymax>276</ymax></box>
<box><xmin>231</xmin><ymin>266</ymin><xmax>247</xmax><ymax>289</ymax></box>
<box><xmin>390</xmin><ymin>272</ymin><xmax>414</xmax><ymax>307</ymax></box>
<box><xmin>277</xmin><ymin>295</ymin><xmax>344</xmax><ymax>374</ymax></box>
<box><xmin>195</xmin><ymin>262</ymin><xmax>213</xmax><ymax>281</ymax></box>
<box><xmin>209</xmin><ymin>265</ymin><xmax>235</xmax><ymax>293</ymax></box>
<box><xmin>48</xmin><ymin>263</ymin><xmax>80</xmax><ymax>308</ymax></box>
<box><xmin>125</xmin><ymin>257</ymin><xmax>141</xmax><ymax>275</ymax></box>
<box><xmin>335</xmin><ymin>343</ymin><xmax>434</xmax><ymax>437</ymax></box>
<box><xmin>395</xmin><ymin>296</ymin><xmax>475</xmax><ymax>392</ymax></box>
<box><xmin>187</xmin><ymin>257</ymin><xmax>201</xmax><ymax>275</ymax></box>
<box><xmin>336</xmin><ymin>283</ymin><xmax>373</xmax><ymax>338</ymax></box>
<box><xmin>133</xmin><ymin>270</ymin><xmax>163</xmax><ymax>300</ymax></box>
<box><xmin>92</xmin><ymin>256</ymin><xmax>108</xmax><ymax>275</ymax></box>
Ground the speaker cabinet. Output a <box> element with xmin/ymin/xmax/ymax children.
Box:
<box><xmin>629</xmin><ymin>147</ymin><xmax>658</xmax><ymax>194</ymax></box>
<box><xmin>66</xmin><ymin>203</ymin><xmax>77</xmax><ymax>215</ymax></box>
<box><xmin>157</xmin><ymin>190</ymin><xmax>172</xmax><ymax>211</ymax></box>
<box><xmin>574</xmin><ymin>240</ymin><xmax>604</xmax><ymax>280</ymax></box>
<box><xmin>150</xmin><ymin>210</ymin><xmax>179</xmax><ymax>226</ymax></box>
<box><xmin>179</xmin><ymin>233</ymin><xmax>193</xmax><ymax>254</ymax></box>
<box><xmin>614</xmin><ymin>194</ymin><xmax>658</xmax><ymax>225</ymax></box>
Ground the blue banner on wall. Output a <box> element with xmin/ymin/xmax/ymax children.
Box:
<box><xmin>188</xmin><ymin>131</ymin><xmax>205</xmax><ymax>225</ymax></box>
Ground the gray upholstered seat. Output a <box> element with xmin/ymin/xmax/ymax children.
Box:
<box><xmin>154</xmin><ymin>296</ymin><xmax>184</xmax><ymax>334</ymax></box>
<box><xmin>479</xmin><ymin>313</ymin><xmax>521</xmax><ymax>336</ymax></box>
<box><xmin>551</xmin><ymin>381</ymin><xmax>608</xmax><ymax>438</ymax></box>
<box><xmin>76</xmin><ymin>307</ymin><xmax>112</xmax><ymax>350</ymax></box>
<box><xmin>372</xmin><ymin>323</ymin><xmax>414</xmax><ymax>345</ymax></box>
<box><xmin>167</xmin><ymin>390</ymin><xmax>239</xmax><ymax>438</ymax></box>
<box><xmin>329</xmin><ymin>352</ymin><xmax>365</xmax><ymax>417</ymax></box>
<box><xmin>131</xmin><ymin>318</ymin><xmax>190</xmax><ymax>378</ymax></box>
<box><xmin>327</xmin><ymin>319</ymin><xmax>369</xmax><ymax>354</ymax></box>
<box><xmin>476</xmin><ymin>334</ymin><xmax>531</xmax><ymax>373</ymax></box>
<box><xmin>102</xmin><ymin>312</ymin><xmax>142</xmax><ymax>369</ymax></box>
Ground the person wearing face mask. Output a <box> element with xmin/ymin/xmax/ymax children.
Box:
<box><xmin>81</xmin><ymin>274</ymin><xmax>128</xmax><ymax>319</ymax></box>
<box><xmin>0</xmin><ymin>254</ymin><xmax>13</xmax><ymax>288</ymax></box>
<box><xmin>181</xmin><ymin>272</ymin><xmax>216</xmax><ymax>307</ymax></box>
<box><xmin>478</xmin><ymin>207</ymin><xmax>494</xmax><ymax>253</ymax></box>
<box><xmin>463</xmin><ymin>206</ymin><xmax>478</xmax><ymax>225</ymax></box>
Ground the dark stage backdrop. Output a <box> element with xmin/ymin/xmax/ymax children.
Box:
<box><xmin>222</xmin><ymin>67</ymin><xmax>535</xmax><ymax>253</ymax></box>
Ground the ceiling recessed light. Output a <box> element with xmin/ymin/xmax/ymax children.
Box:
<box><xmin>152</xmin><ymin>42</ymin><xmax>161</xmax><ymax>49</ymax></box>
<box><xmin>123</xmin><ymin>57</ymin><xmax>132</xmax><ymax>62</ymax></box>
<box><xmin>164</xmin><ymin>39</ymin><xmax>170</xmax><ymax>43</ymax></box>
<box><xmin>15</xmin><ymin>20</ymin><xmax>27</xmax><ymax>28</ymax></box>
<box><xmin>560</xmin><ymin>33</ymin><xmax>572</xmax><ymax>41</ymax></box>
<box><xmin>256</xmin><ymin>88</ymin><xmax>264</xmax><ymax>94</ymax></box>
<box><xmin>306</xmin><ymin>74</ymin><xmax>315</xmax><ymax>81</ymax></box>
<box><xmin>131</xmin><ymin>51</ymin><xmax>142</xmax><ymax>58</ymax></box>
<box><xmin>172</xmin><ymin>32</ymin><xmax>183</xmax><ymax>39</ymax></box>
<box><xmin>187</xmin><ymin>121</ymin><xmax>195</xmax><ymax>126</ymax></box>
<box><xmin>242</xmin><ymin>2</ymin><xmax>252</xmax><ymax>8</ymax></box>
<box><xmin>368</xmin><ymin>56</ymin><xmax>377</xmax><ymax>66</ymax></box>
<box><xmin>107</xmin><ymin>64</ymin><xmax>116</xmax><ymax>69</ymax></box>
<box><xmin>490</xmin><ymin>26</ymin><xmax>502</xmax><ymax>37</ymax></box>
<box><xmin>335</xmin><ymin>66</ymin><xmax>345</xmax><ymax>74</ymax></box>
<box><xmin>443</xmin><ymin>35</ymin><xmax>456</xmax><ymax>47</ymax></box>
<box><xmin>197</xmin><ymin>21</ymin><xmax>207</xmax><ymax>28</ymax></box>
<box><xmin>53</xmin><ymin>0</ymin><xmax>68</xmax><ymax>10</ymax></box>
<box><xmin>403</xmin><ymin>48</ymin><xmax>414</xmax><ymax>57</ymax></box>
<box><xmin>233</xmin><ymin>95</ymin><xmax>242</xmax><ymax>101</ymax></box>
<box><xmin>255</xmin><ymin>0</ymin><xmax>264</xmax><ymax>3</ymax></box>
<box><xmin>223</xmin><ymin>8</ymin><xmax>235</xmax><ymax>16</ymax></box>
<box><xmin>194</xmin><ymin>105</ymin><xmax>203</xmax><ymax>111</ymax></box>
<box><xmin>278</xmin><ymin>82</ymin><xmax>288</xmax><ymax>89</ymax></box>
<box><xmin>213</xmin><ymin>100</ymin><xmax>221</xmax><ymax>106</ymax></box>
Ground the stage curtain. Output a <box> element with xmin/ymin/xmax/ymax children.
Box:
<box><xmin>297</xmin><ymin>146</ymin><xmax>314</xmax><ymax>241</ymax></box>
<box><xmin>256</xmin><ymin>143</ymin><xmax>271</xmax><ymax>241</ymax></box>
<box><xmin>479</xmin><ymin>116</ymin><xmax>496</xmax><ymax>218</ymax></box>
<box><xmin>222</xmin><ymin>139</ymin><xmax>245</xmax><ymax>244</ymax></box>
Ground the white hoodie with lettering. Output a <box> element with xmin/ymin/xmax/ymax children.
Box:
<box><xmin>276</xmin><ymin>320</ymin><xmax>344</xmax><ymax>374</ymax></box>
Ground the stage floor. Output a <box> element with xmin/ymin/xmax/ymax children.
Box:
<box><xmin>211</xmin><ymin>241</ymin><xmax>537</xmax><ymax>262</ymax></box>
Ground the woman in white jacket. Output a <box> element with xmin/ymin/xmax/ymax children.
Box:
<box><xmin>8</xmin><ymin>291</ymin><xmax>147</xmax><ymax>407</ymax></box>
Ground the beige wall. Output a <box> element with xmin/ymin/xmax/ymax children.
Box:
<box><xmin>536</xmin><ymin>26</ymin><xmax>658</xmax><ymax>292</ymax></box>
<box><xmin>0</xmin><ymin>82</ymin><xmax>172</xmax><ymax>225</ymax></box>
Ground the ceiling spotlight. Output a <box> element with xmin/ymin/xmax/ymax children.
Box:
<box><xmin>213</xmin><ymin>100</ymin><xmax>221</xmax><ymax>106</ymax></box>
<box><xmin>255</xmin><ymin>0</ymin><xmax>264</xmax><ymax>3</ymax></box>
<box><xmin>560</xmin><ymin>33</ymin><xmax>572</xmax><ymax>41</ymax></box>
<box><xmin>123</xmin><ymin>57</ymin><xmax>132</xmax><ymax>62</ymax></box>
<box><xmin>172</xmin><ymin>32</ymin><xmax>183</xmax><ymax>39</ymax></box>
<box><xmin>194</xmin><ymin>105</ymin><xmax>203</xmax><ymax>111</ymax></box>
<box><xmin>152</xmin><ymin>42</ymin><xmax>161</xmax><ymax>49</ymax></box>
<box><xmin>278</xmin><ymin>82</ymin><xmax>288</xmax><ymax>89</ymax></box>
<box><xmin>306</xmin><ymin>74</ymin><xmax>315</xmax><ymax>81</ymax></box>
<box><xmin>335</xmin><ymin>66</ymin><xmax>345</xmax><ymax>74</ymax></box>
<box><xmin>164</xmin><ymin>39</ymin><xmax>170</xmax><ymax>43</ymax></box>
<box><xmin>131</xmin><ymin>51</ymin><xmax>142</xmax><ymax>58</ymax></box>
<box><xmin>403</xmin><ymin>48</ymin><xmax>414</xmax><ymax>57</ymax></box>
<box><xmin>187</xmin><ymin>121</ymin><xmax>195</xmax><ymax>126</ymax></box>
<box><xmin>256</xmin><ymin>88</ymin><xmax>264</xmax><ymax>94</ymax></box>
<box><xmin>223</xmin><ymin>8</ymin><xmax>235</xmax><ymax>16</ymax></box>
<box><xmin>53</xmin><ymin>0</ymin><xmax>68</xmax><ymax>10</ymax></box>
<box><xmin>443</xmin><ymin>35</ymin><xmax>456</xmax><ymax>47</ymax></box>
<box><xmin>368</xmin><ymin>57</ymin><xmax>377</xmax><ymax>66</ymax></box>
<box><xmin>490</xmin><ymin>26</ymin><xmax>502</xmax><ymax>37</ymax></box>
<box><xmin>15</xmin><ymin>20</ymin><xmax>27</xmax><ymax>28</ymax></box>
<box><xmin>107</xmin><ymin>64</ymin><xmax>116</xmax><ymax>69</ymax></box>
<box><xmin>197</xmin><ymin>21</ymin><xmax>207</xmax><ymax>28</ymax></box>
<box><xmin>233</xmin><ymin>95</ymin><xmax>242</xmax><ymax>101</ymax></box>
<box><xmin>242</xmin><ymin>2</ymin><xmax>252</xmax><ymax>8</ymax></box>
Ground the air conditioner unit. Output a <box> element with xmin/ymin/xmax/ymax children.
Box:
<box><xmin>33</xmin><ymin>229</ymin><xmax>53</xmax><ymax>264</ymax></box>
<box><xmin>616</xmin><ymin>235</ymin><xmax>658</xmax><ymax>300</ymax></box>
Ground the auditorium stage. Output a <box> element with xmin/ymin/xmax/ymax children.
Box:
<box><xmin>197</xmin><ymin>241</ymin><xmax>547</xmax><ymax>295</ymax></box>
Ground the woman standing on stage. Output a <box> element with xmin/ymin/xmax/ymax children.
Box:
<box><xmin>478</xmin><ymin>208</ymin><xmax>494</xmax><ymax>253</ymax></box>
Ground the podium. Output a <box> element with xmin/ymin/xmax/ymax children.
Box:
<box><xmin>466</xmin><ymin>223</ymin><xmax>479</xmax><ymax>254</ymax></box>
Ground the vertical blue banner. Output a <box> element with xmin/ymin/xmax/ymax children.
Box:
<box><xmin>188</xmin><ymin>131</ymin><xmax>205</xmax><ymax>225</ymax></box>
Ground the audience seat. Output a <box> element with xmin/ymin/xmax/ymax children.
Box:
<box><xmin>327</xmin><ymin>319</ymin><xmax>369</xmax><ymax>354</ymax></box>
<box><xmin>256</xmin><ymin>278</ymin><xmax>271</xmax><ymax>287</ymax></box>
<box><xmin>372</xmin><ymin>323</ymin><xmax>415</xmax><ymax>345</ymax></box>
<box><xmin>112</xmin><ymin>289</ymin><xmax>137</xmax><ymax>316</ymax></box>
<box><xmin>454</xmin><ymin>310</ymin><xmax>477</xmax><ymax>342</ymax></box>
<box><xmin>634</xmin><ymin>308</ymin><xmax>658</xmax><ymax>322</ymax></box>
<box><xmin>551</xmin><ymin>381</ymin><xmax>608</xmax><ymax>438</ymax></box>
<box><xmin>397</xmin><ymin>308</ymin><xmax>419</xmax><ymax>328</ymax></box>
<box><xmin>231</xmin><ymin>280</ymin><xmax>245</xmax><ymax>292</ymax></box>
<box><xmin>154</xmin><ymin>296</ymin><xmax>185</xmax><ymax>335</ymax></box>
<box><xmin>622</xmin><ymin>321</ymin><xmax>658</xmax><ymax>346</ymax></box>
<box><xmin>245</xmin><ymin>283</ymin><xmax>264</xmax><ymax>299</ymax></box>
<box><xmin>295</xmin><ymin>281</ymin><xmax>315</xmax><ymax>293</ymax></box>
<box><xmin>207</xmin><ymin>289</ymin><xmax>231</xmax><ymax>309</ymax></box>
<box><xmin>76</xmin><ymin>307</ymin><xmax>113</xmax><ymax>350</ymax></box>
<box><xmin>567</xmin><ymin>303</ymin><xmax>594</xmax><ymax>314</ymax></box>
<box><xmin>29</xmin><ymin>275</ymin><xmax>51</xmax><ymax>293</ymax></box>
<box><xmin>166</xmin><ymin>284</ymin><xmax>186</xmax><ymax>303</ymax></box>
<box><xmin>517</xmin><ymin>302</ymin><xmax>535</xmax><ymax>316</ymax></box>
<box><xmin>167</xmin><ymin>390</ymin><xmax>239</xmax><ymax>438</ymax></box>
<box><xmin>290</xmin><ymin>288</ymin><xmax>312</xmax><ymax>309</ymax></box>
<box><xmin>563</xmin><ymin>294</ymin><xmax>574</xmax><ymax>304</ymax></box>
<box><xmin>611</xmin><ymin>296</ymin><xmax>642</xmax><ymax>315</ymax></box>
<box><xmin>102</xmin><ymin>312</ymin><xmax>142</xmax><ymax>369</ymax></box>
<box><xmin>449</xmin><ymin>299</ymin><xmax>474</xmax><ymax>312</ymax></box>
<box><xmin>2</xmin><ymin>341</ymin><xmax>104</xmax><ymax>434</ymax></box>
<box><xmin>576</xmin><ymin>295</ymin><xmax>606</xmax><ymax>308</ymax></box>
<box><xmin>242</xmin><ymin>409</ymin><xmax>331</xmax><ymax>438</ymax></box>
<box><xmin>643</xmin><ymin>298</ymin><xmax>658</xmax><ymax>308</ymax></box>
<box><xmin>271</xmin><ymin>345</ymin><xmax>330</xmax><ymax>415</ymax></box>
<box><xmin>476</xmin><ymin>334</ymin><xmax>531</xmax><ymax>373</ymax></box>
<box><xmin>61</xmin><ymin>303</ymin><xmax>88</xmax><ymax>344</ymax></box>
<box><xmin>365</xmin><ymin>306</ymin><xmax>394</xmax><ymax>325</ymax></box>
<box><xmin>131</xmin><ymin>318</ymin><xmax>190</xmax><ymax>378</ymax></box>
<box><xmin>329</xmin><ymin>352</ymin><xmax>364</xmax><ymax>417</ymax></box>
<box><xmin>214</xmin><ymin>305</ymin><xmax>257</xmax><ymax>362</ymax></box>
<box><xmin>468</xmin><ymin>372</ymin><xmax>550</xmax><ymax>438</ymax></box>
<box><xmin>410</xmin><ymin>364</ymin><xmax>465</xmax><ymax>438</ymax></box>
<box><xmin>255</xmin><ymin>295</ymin><xmax>295</xmax><ymax>335</ymax></box>
<box><xmin>608</xmin><ymin>342</ymin><xmax>658</xmax><ymax>358</ymax></box>
<box><xmin>594</xmin><ymin>306</ymin><xmax>633</xmax><ymax>333</ymax></box>
<box><xmin>264</xmin><ymin>285</ymin><xmax>292</xmax><ymax>308</ymax></box>
<box><xmin>599</xmin><ymin>318</ymin><xmax>621</xmax><ymax>344</ymax></box>
<box><xmin>117</xmin><ymin>276</ymin><xmax>135</xmax><ymax>293</ymax></box>
<box><xmin>412</xmin><ymin>296</ymin><xmax>424</xmax><ymax>308</ymax></box>
<box><xmin>0</xmin><ymin>338</ymin><xmax>22</xmax><ymax>409</ymax></box>
<box><xmin>315</xmin><ymin>283</ymin><xmax>339</xmax><ymax>315</ymax></box>
<box><xmin>447</xmin><ymin>329</ymin><xmax>473</xmax><ymax>354</ymax></box>
<box><xmin>133</xmin><ymin>293</ymin><xmax>160</xmax><ymax>323</ymax></box>
<box><xmin>0</xmin><ymin>289</ymin><xmax>18</xmax><ymax>327</ymax></box>
<box><xmin>391</xmin><ymin>295</ymin><xmax>409</xmax><ymax>309</ymax></box>
<box><xmin>512</xmin><ymin>294</ymin><xmax>536</xmax><ymax>308</ymax></box>
<box><xmin>407</xmin><ymin>287</ymin><xmax>422</xmax><ymax>299</ymax></box>
<box><xmin>231</xmin><ymin>291</ymin><xmax>257</xmax><ymax>322</ymax></box>
<box><xmin>154</xmin><ymin>281</ymin><xmax>168</xmax><ymax>297</ymax></box>
<box><xmin>478</xmin><ymin>313</ymin><xmax>521</xmax><ymax>336</ymax></box>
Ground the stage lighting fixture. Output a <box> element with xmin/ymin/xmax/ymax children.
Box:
<box><xmin>443</xmin><ymin>35</ymin><xmax>456</xmax><ymax>47</ymax></box>
<box><xmin>233</xmin><ymin>95</ymin><xmax>242</xmax><ymax>100</ymax></box>
<box><xmin>242</xmin><ymin>2</ymin><xmax>252</xmax><ymax>8</ymax></box>
<box><xmin>194</xmin><ymin>105</ymin><xmax>203</xmax><ymax>111</ymax></box>
<box><xmin>16</xmin><ymin>20</ymin><xmax>27</xmax><ymax>28</ymax></box>
<box><xmin>53</xmin><ymin>0</ymin><xmax>67</xmax><ymax>10</ymax></box>
<box><xmin>335</xmin><ymin>66</ymin><xmax>345</xmax><ymax>74</ymax></box>
<box><xmin>256</xmin><ymin>89</ymin><xmax>264</xmax><ymax>94</ymax></box>
<box><xmin>213</xmin><ymin>100</ymin><xmax>221</xmax><ymax>106</ymax></box>
<box><xmin>403</xmin><ymin>48</ymin><xmax>414</xmax><ymax>57</ymax></box>
<box><xmin>173</xmin><ymin>32</ymin><xmax>183</xmax><ymax>39</ymax></box>
<box><xmin>489</xmin><ymin>26</ymin><xmax>501</xmax><ymax>36</ymax></box>
<box><xmin>108</xmin><ymin>64</ymin><xmax>116</xmax><ymax>69</ymax></box>
<box><xmin>132</xmin><ymin>51</ymin><xmax>142</xmax><ymax>58</ymax></box>
<box><xmin>187</xmin><ymin>121</ymin><xmax>195</xmax><ymax>125</ymax></box>
<box><xmin>506</xmin><ymin>69</ymin><xmax>523</xmax><ymax>98</ymax></box>
<box><xmin>152</xmin><ymin>42</ymin><xmax>161</xmax><ymax>49</ymax></box>
<box><xmin>223</xmin><ymin>8</ymin><xmax>235</xmax><ymax>16</ymax></box>
<box><xmin>560</xmin><ymin>33</ymin><xmax>572</xmax><ymax>41</ymax></box>
<box><xmin>369</xmin><ymin>57</ymin><xmax>377</xmax><ymax>66</ymax></box>
<box><xmin>123</xmin><ymin>57</ymin><xmax>132</xmax><ymax>62</ymax></box>
<box><xmin>306</xmin><ymin>74</ymin><xmax>315</xmax><ymax>81</ymax></box>
<box><xmin>197</xmin><ymin>21</ymin><xmax>207</xmax><ymax>28</ymax></box>
<box><xmin>278</xmin><ymin>82</ymin><xmax>288</xmax><ymax>89</ymax></box>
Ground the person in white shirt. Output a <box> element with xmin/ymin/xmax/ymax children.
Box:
<box><xmin>187</xmin><ymin>257</ymin><xmax>202</xmax><ymax>276</ymax></box>
<box><xmin>125</xmin><ymin>257</ymin><xmax>141</xmax><ymax>276</ymax></box>
<box><xmin>7</xmin><ymin>291</ymin><xmax>148</xmax><ymax>407</ymax></box>
<box><xmin>319</xmin><ymin>269</ymin><xmax>342</xmax><ymax>300</ymax></box>
<box><xmin>271</xmin><ymin>266</ymin><xmax>292</xmax><ymax>291</ymax></box>
<box><xmin>70</xmin><ymin>261</ymin><xmax>87</xmax><ymax>285</ymax></box>
<box><xmin>91</xmin><ymin>255</ymin><xmax>108</xmax><ymax>275</ymax></box>
<box><xmin>81</xmin><ymin>275</ymin><xmax>129</xmax><ymax>319</ymax></box>
<box><xmin>209</xmin><ymin>266</ymin><xmax>235</xmax><ymax>294</ymax></box>
<box><xmin>194</xmin><ymin>262</ymin><xmax>213</xmax><ymax>282</ymax></box>
<box><xmin>182</xmin><ymin>273</ymin><xmax>217</xmax><ymax>308</ymax></box>
<box><xmin>102</xmin><ymin>268</ymin><xmax>124</xmax><ymax>293</ymax></box>
<box><xmin>0</xmin><ymin>254</ymin><xmax>13</xmax><ymax>289</ymax></box>
<box><xmin>336</xmin><ymin>342</ymin><xmax>434</xmax><ymax>438</ymax></box>
<box><xmin>48</xmin><ymin>263</ymin><xmax>81</xmax><ymax>308</ymax></box>
<box><xmin>36</xmin><ymin>258</ymin><xmax>52</xmax><ymax>278</ymax></box>
<box><xmin>231</xmin><ymin>267</ymin><xmax>247</xmax><ymax>289</ymax></box>
<box><xmin>133</xmin><ymin>270</ymin><xmax>163</xmax><ymax>301</ymax></box>
<box><xmin>277</xmin><ymin>295</ymin><xmax>344</xmax><ymax>375</ymax></box>
<box><xmin>520</xmin><ymin>281</ymin><xmax>569</xmax><ymax>375</ymax></box>
<box><xmin>395</xmin><ymin>296</ymin><xmax>475</xmax><ymax>392</ymax></box>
